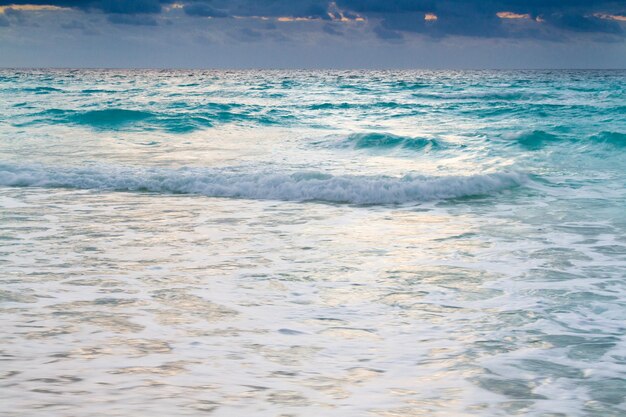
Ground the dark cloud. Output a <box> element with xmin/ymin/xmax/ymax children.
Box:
<box><xmin>206</xmin><ymin>0</ymin><xmax>332</xmax><ymax>20</ymax></box>
<box><xmin>3</xmin><ymin>7</ymin><xmax>26</xmax><ymax>18</ymax></box>
<box><xmin>548</xmin><ymin>13</ymin><xmax>623</xmax><ymax>34</ymax></box>
<box><xmin>340</xmin><ymin>0</ymin><xmax>435</xmax><ymax>14</ymax></box>
<box><xmin>380</xmin><ymin>10</ymin><xmax>507</xmax><ymax>39</ymax></box>
<box><xmin>101</xmin><ymin>0</ymin><xmax>162</xmax><ymax>14</ymax></box>
<box><xmin>0</xmin><ymin>0</ymin><xmax>165</xmax><ymax>14</ymax></box>
<box><xmin>0</xmin><ymin>0</ymin><xmax>625</xmax><ymax>41</ymax></box>
<box><xmin>359</xmin><ymin>0</ymin><xmax>625</xmax><ymax>40</ymax></box>
<box><xmin>0</xmin><ymin>6</ymin><xmax>27</xmax><ymax>25</ymax></box>
<box><xmin>183</xmin><ymin>3</ymin><xmax>227</xmax><ymax>18</ymax></box>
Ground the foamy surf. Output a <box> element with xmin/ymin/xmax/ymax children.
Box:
<box><xmin>2</xmin><ymin>70</ymin><xmax>626</xmax><ymax>417</ymax></box>
<box><xmin>0</xmin><ymin>163</ymin><xmax>527</xmax><ymax>204</ymax></box>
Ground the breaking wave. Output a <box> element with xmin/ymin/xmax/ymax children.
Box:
<box><xmin>316</xmin><ymin>132</ymin><xmax>446</xmax><ymax>152</ymax></box>
<box><xmin>0</xmin><ymin>163</ymin><xmax>527</xmax><ymax>204</ymax></box>
<box><xmin>342</xmin><ymin>133</ymin><xmax>445</xmax><ymax>151</ymax></box>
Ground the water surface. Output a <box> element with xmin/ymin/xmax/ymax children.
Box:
<box><xmin>1</xmin><ymin>69</ymin><xmax>625</xmax><ymax>417</ymax></box>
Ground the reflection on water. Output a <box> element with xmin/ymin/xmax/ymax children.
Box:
<box><xmin>1</xmin><ymin>70</ymin><xmax>625</xmax><ymax>416</ymax></box>
<box><xmin>2</xmin><ymin>188</ymin><xmax>625</xmax><ymax>417</ymax></box>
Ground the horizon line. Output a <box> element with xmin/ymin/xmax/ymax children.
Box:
<box><xmin>2</xmin><ymin>66</ymin><xmax>626</xmax><ymax>71</ymax></box>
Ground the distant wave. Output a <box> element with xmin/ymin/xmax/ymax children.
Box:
<box><xmin>70</xmin><ymin>109</ymin><xmax>154</xmax><ymax>127</ymax></box>
<box><xmin>17</xmin><ymin>108</ymin><xmax>157</xmax><ymax>129</ymax></box>
<box><xmin>346</xmin><ymin>133</ymin><xmax>444</xmax><ymax>151</ymax></box>
<box><xmin>80</xmin><ymin>89</ymin><xmax>118</xmax><ymax>94</ymax></box>
<box><xmin>505</xmin><ymin>130</ymin><xmax>626</xmax><ymax>149</ymax></box>
<box><xmin>412</xmin><ymin>91</ymin><xmax>540</xmax><ymax>101</ymax></box>
<box><xmin>590</xmin><ymin>131</ymin><xmax>626</xmax><ymax>147</ymax></box>
<box><xmin>390</xmin><ymin>81</ymin><xmax>428</xmax><ymax>90</ymax></box>
<box><xmin>0</xmin><ymin>163</ymin><xmax>527</xmax><ymax>204</ymax></box>
<box><xmin>23</xmin><ymin>86</ymin><xmax>63</xmax><ymax>94</ymax></box>
<box><xmin>510</xmin><ymin>130</ymin><xmax>561</xmax><ymax>150</ymax></box>
<box><xmin>18</xmin><ymin>106</ymin><xmax>284</xmax><ymax>132</ymax></box>
<box><xmin>320</xmin><ymin>132</ymin><xmax>445</xmax><ymax>152</ymax></box>
<box><xmin>306</xmin><ymin>102</ymin><xmax>421</xmax><ymax>111</ymax></box>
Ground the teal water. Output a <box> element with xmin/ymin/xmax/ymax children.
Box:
<box><xmin>0</xmin><ymin>70</ymin><xmax>625</xmax><ymax>417</ymax></box>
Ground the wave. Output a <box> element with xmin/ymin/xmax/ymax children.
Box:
<box><xmin>412</xmin><ymin>91</ymin><xmax>538</xmax><ymax>101</ymax></box>
<box><xmin>18</xmin><ymin>106</ymin><xmax>284</xmax><ymax>132</ymax></box>
<box><xmin>69</xmin><ymin>109</ymin><xmax>155</xmax><ymax>127</ymax></box>
<box><xmin>80</xmin><ymin>88</ymin><xmax>118</xmax><ymax>94</ymax></box>
<box><xmin>320</xmin><ymin>133</ymin><xmax>444</xmax><ymax>152</ymax></box>
<box><xmin>505</xmin><ymin>130</ymin><xmax>626</xmax><ymax>150</ymax></box>
<box><xmin>18</xmin><ymin>108</ymin><xmax>157</xmax><ymax>129</ymax></box>
<box><xmin>0</xmin><ymin>164</ymin><xmax>527</xmax><ymax>205</ymax></box>
<box><xmin>589</xmin><ymin>131</ymin><xmax>626</xmax><ymax>147</ymax></box>
<box><xmin>510</xmin><ymin>130</ymin><xmax>561</xmax><ymax>150</ymax></box>
<box><xmin>306</xmin><ymin>102</ymin><xmax>421</xmax><ymax>111</ymax></box>
<box><xmin>308</xmin><ymin>102</ymin><xmax>354</xmax><ymax>110</ymax></box>
<box><xmin>346</xmin><ymin>133</ymin><xmax>444</xmax><ymax>151</ymax></box>
<box><xmin>23</xmin><ymin>86</ymin><xmax>63</xmax><ymax>94</ymax></box>
<box><xmin>390</xmin><ymin>81</ymin><xmax>428</xmax><ymax>90</ymax></box>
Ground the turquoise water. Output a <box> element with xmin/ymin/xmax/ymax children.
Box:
<box><xmin>1</xmin><ymin>70</ymin><xmax>625</xmax><ymax>416</ymax></box>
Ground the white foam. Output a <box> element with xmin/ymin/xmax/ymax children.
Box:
<box><xmin>0</xmin><ymin>163</ymin><xmax>527</xmax><ymax>204</ymax></box>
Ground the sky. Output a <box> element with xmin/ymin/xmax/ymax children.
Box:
<box><xmin>1</xmin><ymin>0</ymin><xmax>625</xmax><ymax>68</ymax></box>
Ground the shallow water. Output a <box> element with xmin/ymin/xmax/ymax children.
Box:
<box><xmin>1</xmin><ymin>69</ymin><xmax>625</xmax><ymax>417</ymax></box>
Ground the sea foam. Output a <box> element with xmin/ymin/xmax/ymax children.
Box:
<box><xmin>0</xmin><ymin>163</ymin><xmax>527</xmax><ymax>204</ymax></box>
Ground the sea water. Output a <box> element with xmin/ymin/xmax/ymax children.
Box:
<box><xmin>0</xmin><ymin>69</ymin><xmax>625</xmax><ymax>416</ymax></box>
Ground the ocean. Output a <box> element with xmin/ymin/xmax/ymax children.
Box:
<box><xmin>1</xmin><ymin>69</ymin><xmax>625</xmax><ymax>416</ymax></box>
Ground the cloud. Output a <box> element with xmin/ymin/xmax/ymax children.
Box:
<box><xmin>0</xmin><ymin>6</ymin><xmax>28</xmax><ymax>24</ymax></box>
<box><xmin>60</xmin><ymin>17</ymin><xmax>100</xmax><ymax>34</ymax></box>
<box><xmin>497</xmin><ymin>12</ymin><xmax>531</xmax><ymax>20</ymax></box>
<box><xmin>548</xmin><ymin>13</ymin><xmax>623</xmax><ymax>34</ymax></box>
<box><xmin>61</xmin><ymin>19</ymin><xmax>84</xmax><ymax>29</ymax></box>
<box><xmin>183</xmin><ymin>3</ymin><xmax>227</xmax><ymax>18</ymax></box>
<box><xmin>108</xmin><ymin>14</ymin><xmax>158</xmax><ymax>26</ymax></box>
<box><xmin>373</xmin><ymin>25</ymin><xmax>403</xmax><ymax>41</ymax></box>
<box><xmin>233</xmin><ymin>27</ymin><xmax>263</xmax><ymax>42</ymax></box>
<box><xmin>0</xmin><ymin>4</ymin><xmax>66</xmax><ymax>13</ymax></box>
<box><xmin>596</xmin><ymin>13</ymin><xmax>626</xmax><ymax>22</ymax></box>
<box><xmin>369</xmin><ymin>0</ymin><xmax>626</xmax><ymax>40</ymax></box>
<box><xmin>0</xmin><ymin>0</ymin><xmax>624</xmax><ymax>41</ymax></box>
<box><xmin>323</xmin><ymin>23</ymin><xmax>342</xmax><ymax>36</ymax></box>
<box><xmin>0</xmin><ymin>0</ymin><xmax>165</xmax><ymax>15</ymax></box>
<box><xmin>101</xmin><ymin>0</ymin><xmax>162</xmax><ymax>14</ymax></box>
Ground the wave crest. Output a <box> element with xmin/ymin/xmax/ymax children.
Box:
<box><xmin>590</xmin><ymin>131</ymin><xmax>626</xmax><ymax>147</ymax></box>
<box><xmin>70</xmin><ymin>109</ymin><xmax>154</xmax><ymax>127</ymax></box>
<box><xmin>0</xmin><ymin>164</ymin><xmax>527</xmax><ymax>204</ymax></box>
<box><xmin>511</xmin><ymin>130</ymin><xmax>560</xmax><ymax>149</ymax></box>
<box><xmin>319</xmin><ymin>132</ymin><xmax>445</xmax><ymax>152</ymax></box>
<box><xmin>505</xmin><ymin>130</ymin><xmax>626</xmax><ymax>149</ymax></box>
<box><xmin>19</xmin><ymin>106</ymin><xmax>284</xmax><ymax>132</ymax></box>
<box><xmin>347</xmin><ymin>133</ymin><xmax>444</xmax><ymax>151</ymax></box>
